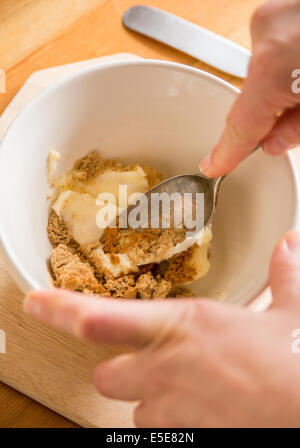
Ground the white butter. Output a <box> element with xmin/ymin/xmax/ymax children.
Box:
<box><xmin>47</xmin><ymin>149</ymin><xmax>61</xmax><ymax>198</ymax></box>
<box><xmin>78</xmin><ymin>167</ymin><xmax>149</xmax><ymax>204</ymax></box>
<box><xmin>168</xmin><ymin>225</ymin><xmax>212</xmax><ymax>258</ymax></box>
<box><xmin>92</xmin><ymin>246</ymin><xmax>139</xmax><ymax>278</ymax></box>
<box><xmin>52</xmin><ymin>190</ymin><xmax>104</xmax><ymax>245</ymax></box>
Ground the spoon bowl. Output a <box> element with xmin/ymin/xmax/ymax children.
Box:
<box><xmin>147</xmin><ymin>173</ymin><xmax>224</xmax><ymax>227</ymax></box>
<box><xmin>122</xmin><ymin>173</ymin><xmax>224</xmax><ymax>234</ymax></box>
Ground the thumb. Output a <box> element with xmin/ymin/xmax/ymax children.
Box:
<box><xmin>270</xmin><ymin>231</ymin><xmax>300</xmax><ymax>311</ymax></box>
<box><xmin>262</xmin><ymin>106</ymin><xmax>300</xmax><ymax>156</ymax></box>
<box><xmin>24</xmin><ymin>288</ymin><xmax>189</xmax><ymax>348</ymax></box>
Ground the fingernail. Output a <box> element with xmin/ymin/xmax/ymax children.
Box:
<box><xmin>284</xmin><ymin>232</ymin><xmax>300</xmax><ymax>252</ymax></box>
<box><xmin>199</xmin><ymin>154</ymin><xmax>211</xmax><ymax>175</ymax></box>
<box><xmin>263</xmin><ymin>135</ymin><xmax>290</xmax><ymax>155</ymax></box>
<box><xmin>24</xmin><ymin>291</ymin><xmax>43</xmax><ymax>317</ymax></box>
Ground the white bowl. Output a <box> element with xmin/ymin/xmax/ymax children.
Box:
<box><xmin>0</xmin><ymin>60</ymin><xmax>298</xmax><ymax>306</ymax></box>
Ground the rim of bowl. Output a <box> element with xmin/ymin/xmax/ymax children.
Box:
<box><xmin>0</xmin><ymin>59</ymin><xmax>299</xmax><ymax>300</ymax></box>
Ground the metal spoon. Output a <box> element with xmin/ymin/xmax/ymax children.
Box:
<box><xmin>118</xmin><ymin>173</ymin><xmax>224</xmax><ymax>236</ymax></box>
<box><xmin>120</xmin><ymin>146</ymin><xmax>260</xmax><ymax>233</ymax></box>
<box><xmin>154</xmin><ymin>174</ymin><xmax>222</xmax><ymax>231</ymax></box>
<box><xmin>146</xmin><ymin>173</ymin><xmax>224</xmax><ymax>228</ymax></box>
<box><xmin>131</xmin><ymin>146</ymin><xmax>260</xmax><ymax>233</ymax></box>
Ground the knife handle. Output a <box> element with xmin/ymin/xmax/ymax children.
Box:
<box><xmin>123</xmin><ymin>6</ymin><xmax>251</xmax><ymax>78</ymax></box>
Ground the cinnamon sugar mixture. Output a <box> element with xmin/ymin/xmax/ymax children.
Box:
<box><xmin>47</xmin><ymin>151</ymin><xmax>212</xmax><ymax>299</ymax></box>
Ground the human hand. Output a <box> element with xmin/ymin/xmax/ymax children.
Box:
<box><xmin>24</xmin><ymin>231</ymin><xmax>300</xmax><ymax>427</ymax></box>
<box><xmin>200</xmin><ymin>0</ymin><xmax>300</xmax><ymax>177</ymax></box>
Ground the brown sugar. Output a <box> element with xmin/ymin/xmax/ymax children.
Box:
<box><xmin>105</xmin><ymin>275</ymin><xmax>137</xmax><ymax>299</ymax></box>
<box><xmin>71</xmin><ymin>151</ymin><xmax>103</xmax><ymax>182</ymax></box>
<box><xmin>109</xmin><ymin>254</ymin><xmax>120</xmax><ymax>265</ymax></box>
<box><xmin>48</xmin><ymin>224</ymin><xmax>197</xmax><ymax>299</ymax></box>
<box><xmin>71</xmin><ymin>151</ymin><xmax>163</xmax><ymax>187</ymax></box>
<box><xmin>50</xmin><ymin>244</ymin><xmax>99</xmax><ymax>292</ymax></box>
<box><xmin>171</xmin><ymin>286</ymin><xmax>195</xmax><ymax>298</ymax></box>
<box><xmin>165</xmin><ymin>246</ymin><xmax>197</xmax><ymax>284</ymax></box>
<box><xmin>141</xmin><ymin>165</ymin><xmax>163</xmax><ymax>188</ymax></box>
<box><xmin>48</xmin><ymin>209</ymin><xmax>197</xmax><ymax>298</ymax></box>
<box><xmin>100</xmin><ymin>227</ymin><xmax>123</xmax><ymax>253</ymax></box>
<box><xmin>136</xmin><ymin>272</ymin><xmax>172</xmax><ymax>299</ymax></box>
<box><xmin>47</xmin><ymin>209</ymin><xmax>78</xmax><ymax>249</ymax></box>
<box><xmin>100</xmin><ymin>227</ymin><xmax>186</xmax><ymax>265</ymax></box>
<box><xmin>80</xmin><ymin>243</ymin><xmax>112</xmax><ymax>281</ymax></box>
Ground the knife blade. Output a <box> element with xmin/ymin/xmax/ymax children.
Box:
<box><xmin>123</xmin><ymin>5</ymin><xmax>251</xmax><ymax>78</ymax></box>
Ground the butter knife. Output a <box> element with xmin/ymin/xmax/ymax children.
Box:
<box><xmin>123</xmin><ymin>5</ymin><xmax>251</xmax><ymax>78</ymax></box>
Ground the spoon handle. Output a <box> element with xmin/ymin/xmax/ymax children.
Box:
<box><xmin>214</xmin><ymin>143</ymin><xmax>260</xmax><ymax>186</ymax></box>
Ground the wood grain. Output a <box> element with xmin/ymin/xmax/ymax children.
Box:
<box><xmin>0</xmin><ymin>0</ymin><xmax>265</xmax><ymax>428</ymax></box>
<box><xmin>0</xmin><ymin>0</ymin><xmax>264</xmax><ymax>115</ymax></box>
<box><xmin>0</xmin><ymin>0</ymin><xmax>106</xmax><ymax>71</ymax></box>
<box><xmin>0</xmin><ymin>382</ymin><xmax>78</xmax><ymax>428</ymax></box>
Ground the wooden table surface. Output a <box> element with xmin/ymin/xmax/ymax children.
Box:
<box><xmin>0</xmin><ymin>0</ymin><xmax>263</xmax><ymax>428</ymax></box>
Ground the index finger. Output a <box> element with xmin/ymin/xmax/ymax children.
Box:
<box><xmin>24</xmin><ymin>288</ymin><xmax>188</xmax><ymax>348</ymax></box>
<box><xmin>200</xmin><ymin>65</ymin><xmax>277</xmax><ymax>177</ymax></box>
<box><xmin>200</xmin><ymin>53</ymin><xmax>293</xmax><ymax>177</ymax></box>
